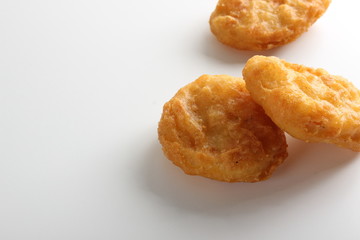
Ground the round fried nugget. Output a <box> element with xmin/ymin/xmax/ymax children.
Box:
<box><xmin>158</xmin><ymin>75</ymin><xmax>288</xmax><ymax>182</ymax></box>
<box><xmin>243</xmin><ymin>55</ymin><xmax>360</xmax><ymax>151</ymax></box>
<box><xmin>209</xmin><ymin>0</ymin><xmax>331</xmax><ymax>51</ymax></box>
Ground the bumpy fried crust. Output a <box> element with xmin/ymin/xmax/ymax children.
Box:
<box><xmin>210</xmin><ymin>0</ymin><xmax>331</xmax><ymax>51</ymax></box>
<box><xmin>158</xmin><ymin>75</ymin><xmax>288</xmax><ymax>182</ymax></box>
<box><xmin>243</xmin><ymin>55</ymin><xmax>360</xmax><ymax>151</ymax></box>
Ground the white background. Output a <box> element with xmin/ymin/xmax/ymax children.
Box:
<box><xmin>1</xmin><ymin>0</ymin><xmax>359</xmax><ymax>239</ymax></box>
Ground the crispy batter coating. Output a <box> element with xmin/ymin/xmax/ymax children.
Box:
<box><xmin>158</xmin><ymin>75</ymin><xmax>288</xmax><ymax>182</ymax></box>
<box><xmin>243</xmin><ymin>55</ymin><xmax>360</xmax><ymax>151</ymax></box>
<box><xmin>209</xmin><ymin>0</ymin><xmax>331</xmax><ymax>51</ymax></box>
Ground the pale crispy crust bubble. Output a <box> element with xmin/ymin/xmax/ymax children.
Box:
<box><xmin>209</xmin><ymin>0</ymin><xmax>331</xmax><ymax>51</ymax></box>
<box><xmin>243</xmin><ymin>55</ymin><xmax>360</xmax><ymax>151</ymax></box>
<box><xmin>158</xmin><ymin>75</ymin><xmax>288</xmax><ymax>182</ymax></box>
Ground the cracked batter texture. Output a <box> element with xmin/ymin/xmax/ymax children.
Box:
<box><xmin>243</xmin><ymin>55</ymin><xmax>360</xmax><ymax>151</ymax></box>
<box><xmin>158</xmin><ymin>74</ymin><xmax>288</xmax><ymax>182</ymax></box>
<box><xmin>210</xmin><ymin>0</ymin><xmax>331</xmax><ymax>50</ymax></box>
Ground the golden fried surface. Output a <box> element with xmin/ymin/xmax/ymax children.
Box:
<box><xmin>243</xmin><ymin>55</ymin><xmax>360</xmax><ymax>151</ymax></box>
<box><xmin>209</xmin><ymin>0</ymin><xmax>331</xmax><ymax>50</ymax></box>
<box><xmin>158</xmin><ymin>75</ymin><xmax>288</xmax><ymax>182</ymax></box>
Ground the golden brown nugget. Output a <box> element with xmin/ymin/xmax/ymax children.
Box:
<box><xmin>243</xmin><ymin>55</ymin><xmax>360</xmax><ymax>151</ymax></box>
<box><xmin>158</xmin><ymin>75</ymin><xmax>288</xmax><ymax>182</ymax></box>
<box><xmin>210</xmin><ymin>0</ymin><xmax>331</xmax><ymax>51</ymax></box>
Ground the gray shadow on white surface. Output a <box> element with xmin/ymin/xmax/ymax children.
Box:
<box><xmin>140</xmin><ymin>136</ymin><xmax>357</xmax><ymax>216</ymax></box>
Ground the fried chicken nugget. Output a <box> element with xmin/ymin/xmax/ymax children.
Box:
<box><xmin>158</xmin><ymin>75</ymin><xmax>288</xmax><ymax>182</ymax></box>
<box><xmin>209</xmin><ymin>0</ymin><xmax>331</xmax><ymax>51</ymax></box>
<box><xmin>243</xmin><ymin>55</ymin><xmax>360</xmax><ymax>151</ymax></box>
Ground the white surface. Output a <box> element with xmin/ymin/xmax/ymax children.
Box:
<box><xmin>0</xmin><ymin>0</ymin><xmax>359</xmax><ymax>239</ymax></box>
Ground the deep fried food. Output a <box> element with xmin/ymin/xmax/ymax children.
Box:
<box><xmin>158</xmin><ymin>74</ymin><xmax>288</xmax><ymax>182</ymax></box>
<box><xmin>209</xmin><ymin>0</ymin><xmax>331</xmax><ymax>51</ymax></box>
<box><xmin>243</xmin><ymin>55</ymin><xmax>360</xmax><ymax>151</ymax></box>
